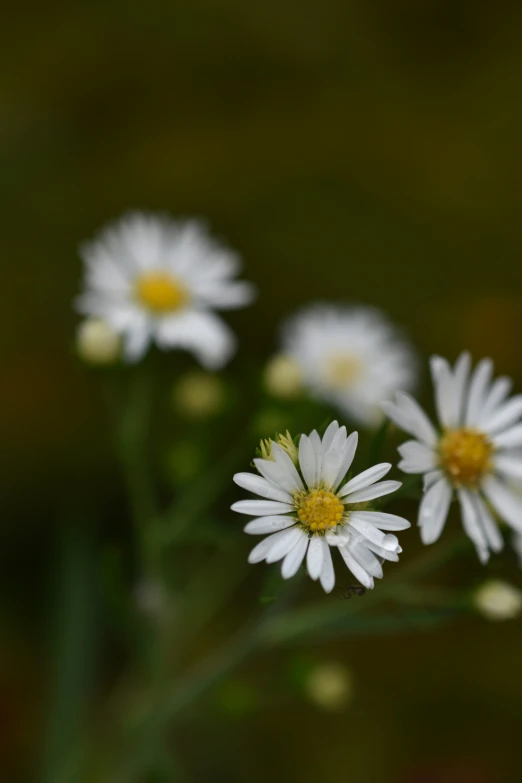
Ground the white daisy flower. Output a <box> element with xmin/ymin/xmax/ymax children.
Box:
<box><xmin>76</xmin><ymin>212</ymin><xmax>255</xmax><ymax>366</ymax></box>
<box><xmin>383</xmin><ymin>352</ymin><xmax>522</xmax><ymax>563</ymax></box>
<box><xmin>231</xmin><ymin>422</ymin><xmax>410</xmax><ymax>593</ymax></box>
<box><xmin>280</xmin><ymin>304</ymin><xmax>416</xmax><ymax>426</ymax></box>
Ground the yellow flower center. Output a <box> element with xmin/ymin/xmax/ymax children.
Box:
<box><xmin>325</xmin><ymin>354</ymin><xmax>362</xmax><ymax>388</ymax></box>
<box><xmin>296</xmin><ymin>489</ymin><xmax>345</xmax><ymax>532</ymax></box>
<box><xmin>135</xmin><ymin>272</ymin><xmax>188</xmax><ymax>313</ymax></box>
<box><xmin>439</xmin><ymin>428</ymin><xmax>493</xmax><ymax>487</ymax></box>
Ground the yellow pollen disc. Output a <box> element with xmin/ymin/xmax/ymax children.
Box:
<box><xmin>296</xmin><ymin>489</ymin><xmax>345</xmax><ymax>532</ymax></box>
<box><xmin>325</xmin><ymin>354</ymin><xmax>362</xmax><ymax>388</ymax></box>
<box><xmin>439</xmin><ymin>428</ymin><xmax>493</xmax><ymax>487</ymax></box>
<box><xmin>135</xmin><ymin>271</ymin><xmax>188</xmax><ymax>313</ymax></box>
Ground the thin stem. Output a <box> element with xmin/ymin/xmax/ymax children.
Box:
<box><xmin>105</xmin><ymin>369</ymin><xmax>157</xmax><ymax>576</ymax></box>
<box><xmin>151</xmin><ymin>437</ymin><xmax>251</xmax><ymax>551</ymax></box>
<box><xmin>261</xmin><ymin>533</ymin><xmax>471</xmax><ymax>645</ymax></box>
<box><xmin>112</xmin><ymin>577</ymin><xmax>303</xmax><ymax>781</ymax></box>
<box><xmin>367</xmin><ymin>418</ymin><xmax>389</xmax><ymax>467</ymax></box>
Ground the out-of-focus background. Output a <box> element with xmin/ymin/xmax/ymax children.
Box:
<box><xmin>2</xmin><ymin>1</ymin><xmax>522</xmax><ymax>781</ymax></box>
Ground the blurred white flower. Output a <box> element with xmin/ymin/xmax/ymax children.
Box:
<box><xmin>76</xmin><ymin>317</ymin><xmax>121</xmax><ymax>365</ymax></box>
<box><xmin>264</xmin><ymin>354</ymin><xmax>303</xmax><ymax>399</ymax></box>
<box><xmin>474</xmin><ymin>580</ymin><xmax>522</xmax><ymax>621</ymax></box>
<box><xmin>172</xmin><ymin>370</ymin><xmax>225</xmax><ymax>419</ymax></box>
<box><xmin>232</xmin><ymin>421</ymin><xmax>409</xmax><ymax>593</ymax></box>
<box><xmin>384</xmin><ymin>352</ymin><xmax>522</xmax><ymax>562</ymax></box>
<box><xmin>76</xmin><ymin>212</ymin><xmax>255</xmax><ymax>366</ymax></box>
<box><xmin>305</xmin><ymin>661</ymin><xmax>353</xmax><ymax>711</ymax></box>
<box><xmin>280</xmin><ymin>304</ymin><xmax>415</xmax><ymax>426</ymax></box>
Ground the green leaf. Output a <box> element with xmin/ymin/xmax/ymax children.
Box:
<box><xmin>41</xmin><ymin>520</ymin><xmax>97</xmax><ymax>783</ymax></box>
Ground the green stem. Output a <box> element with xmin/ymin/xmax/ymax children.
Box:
<box><xmin>112</xmin><ymin>578</ymin><xmax>303</xmax><ymax>781</ymax></box>
<box><xmin>105</xmin><ymin>369</ymin><xmax>157</xmax><ymax>576</ymax></box>
<box><xmin>367</xmin><ymin>418</ymin><xmax>389</xmax><ymax>467</ymax></box>
<box><xmin>151</xmin><ymin>437</ymin><xmax>251</xmax><ymax>551</ymax></box>
<box><xmin>261</xmin><ymin>533</ymin><xmax>471</xmax><ymax>645</ymax></box>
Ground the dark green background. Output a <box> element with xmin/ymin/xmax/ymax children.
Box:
<box><xmin>2</xmin><ymin>1</ymin><xmax>522</xmax><ymax>780</ymax></box>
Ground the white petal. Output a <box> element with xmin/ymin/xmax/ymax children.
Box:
<box><xmin>321</xmin><ymin>434</ymin><xmax>347</xmax><ymax>489</ymax></box>
<box><xmin>298</xmin><ymin>434</ymin><xmax>317</xmax><ymax>489</ymax></box>
<box><xmin>341</xmin><ymin>480</ymin><xmax>402</xmax><ymax>503</ymax></box>
<box><xmin>271</xmin><ymin>443</ymin><xmax>305</xmax><ymax>492</ymax></box>
<box><xmin>458</xmin><ymin>489</ymin><xmax>490</xmax><ymax>563</ymax></box>
<box><xmin>382</xmin><ymin>392</ymin><xmax>437</xmax><ymax>446</ymax></box>
<box><xmin>348</xmin><ymin>538</ymin><xmax>384</xmax><ymax>578</ymax></box>
<box><xmin>338</xmin><ymin>546</ymin><xmax>375</xmax><ymax>589</ymax></box>
<box><xmin>424</xmin><ymin>469</ymin><xmax>444</xmax><ymax>491</ymax></box>
<box><xmin>281</xmin><ymin>534</ymin><xmax>308</xmax><ymax>579</ymax></box>
<box><xmin>431</xmin><ymin>355</ymin><xmax>455</xmax><ymax>429</ymax></box>
<box><xmin>483</xmin><ymin>395</ymin><xmax>522</xmax><ymax>437</ymax></box>
<box><xmin>243</xmin><ymin>516</ymin><xmax>297</xmax><ymax>535</ymax></box>
<box><xmin>197</xmin><ymin>280</ymin><xmax>256</xmax><ymax>310</ymax></box>
<box><xmin>364</xmin><ymin>541</ymin><xmax>400</xmax><ymax>561</ymax></box>
<box><xmin>233</xmin><ymin>473</ymin><xmax>292</xmax><ymax>503</ymax></box>
<box><xmin>123</xmin><ymin>320</ymin><xmax>151</xmax><ymax>362</ymax></box>
<box><xmin>482</xmin><ymin>476</ymin><xmax>522</xmax><ymax>533</ymax></box>
<box><xmin>493</xmin><ymin>425</ymin><xmax>522</xmax><ymax>449</ymax></box>
<box><xmin>429</xmin><ymin>352</ymin><xmax>471</xmax><ymax>428</ymax></box>
<box><xmin>155</xmin><ymin>310</ymin><xmax>236</xmax><ymax>369</ymax></box>
<box><xmin>319</xmin><ymin>540</ymin><xmax>336</xmax><ymax>593</ymax></box>
<box><xmin>471</xmin><ymin>492</ymin><xmax>503</xmax><ymax>553</ymax></box>
<box><xmin>306</xmin><ymin>536</ymin><xmax>324</xmax><ymax>580</ymax></box>
<box><xmin>465</xmin><ymin>358</ymin><xmax>493</xmax><ymax>426</ymax></box>
<box><xmin>332</xmin><ymin>432</ymin><xmax>359</xmax><ymax>490</ymax></box>
<box><xmin>494</xmin><ymin>454</ymin><xmax>522</xmax><ymax>482</ymax></box>
<box><xmin>329</xmin><ymin>426</ymin><xmax>347</xmax><ymax>451</ymax></box>
<box><xmin>265</xmin><ymin>527</ymin><xmax>305</xmax><ymax>563</ymax></box>
<box><xmin>478</xmin><ymin>376</ymin><xmax>512</xmax><ymax>425</ymax></box>
<box><xmin>382</xmin><ymin>401</ymin><xmax>414</xmax><ymax>438</ymax></box>
<box><xmin>231</xmin><ymin>500</ymin><xmax>294</xmax><ymax>516</ymax></box>
<box><xmin>450</xmin><ymin>351</ymin><xmax>471</xmax><ymax>427</ymax></box>
<box><xmin>248</xmin><ymin>530</ymin><xmax>290</xmax><ymax>563</ymax></box>
<box><xmin>322</xmin><ymin>421</ymin><xmax>340</xmax><ymax>450</ymax></box>
<box><xmin>254</xmin><ymin>457</ymin><xmax>297</xmax><ymax>494</ymax></box>
<box><xmin>309</xmin><ymin>430</ymin><xmax>323</xmax><ymax>479</ymax></box>
<box><xmin>325</xmin><ymin>529</ymin><xmax>351</xmax><ymax>546</ymax></box>
<box><xmin>397</xmin><ymin>440</ymin><xmax>436</xmax><ymax>473</ymax></box>
<box><xmin>349</xmin><ymin>513</ymin><xmax>400</xmax><ymax>549</ymax></box>
<box><xmin>349</xmin><ymin>510</ymin><xmax>411</xmax><ymax>531</ymax></box>
<box><xmin>309</xmin><ymin>430</ymin><xmax>322</xmax><ymax>453</ymax></box>
<box><xmin>418</xmin><ymin>478</ymin><xmax>452</xmax><ymax>544</ymax></box>
<box><xmin>339</xmin><ymin>463</ymin><xmax>391</xmax><ymax>496</ymax></box>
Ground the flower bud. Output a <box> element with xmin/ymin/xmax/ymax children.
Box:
<box><xmin>259</xmin><ymin>430</ymin><xmax>298</xmax><ymax>464</ymax></box>
<box><xmin>474</xmin><ymin>580</ymin><xmax>522</xmax><ymax>621</ymax></box>
<box><xmin>172</xmin><ymin>370</ymin><xmax>225</xmax><ymax>419</ymax></box>
<box><xmin>264</xmin><ymin>354</ymin><xmax>302</xmax><ymax>399</ymax></box>
<box><xmin>305</xmin><ymin>661</ymin><xmax>353</xmax><ymax>711</ymax></box>
<box><xmin>76</xmin><ymin>318</ymin><xmax>121</xmax><ymax>365</ymax></box>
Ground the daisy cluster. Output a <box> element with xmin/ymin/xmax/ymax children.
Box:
<box><xmin>75</xmin><ymin>210</ymin><xmax>522</xmax><ymax>595</ymax></box>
